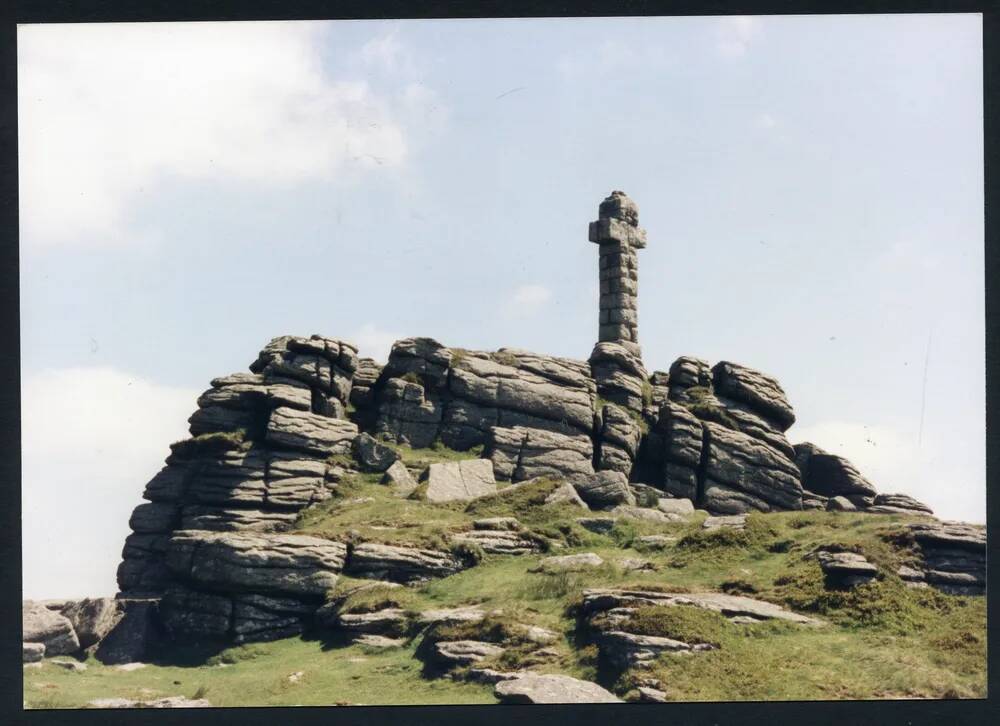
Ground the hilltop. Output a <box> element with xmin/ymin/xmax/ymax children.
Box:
<box><xmin>22</xmin><ymin>192</ymin><xmax>985</xmax><ymax>707</ymax></box>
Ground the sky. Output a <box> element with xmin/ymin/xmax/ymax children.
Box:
<box><xmin>19</xmin><ymin>15</ymin><xmax>984</xmax><ymax>599</ymax></box>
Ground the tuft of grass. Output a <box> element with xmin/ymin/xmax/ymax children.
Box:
<box><xmin>674</xmin><ymin>514</ymin><xmax>778</xmax><ymax>556</ymax></box>
<box><xmin>325</xmin><ymin>453</ymin><xmax>355</xmax><ymax>469</ymax></box>
<box><xmin>294</xmin><ymin>478</ymin><xmax>468</xmax><ymax>549</ymax></box>
<box><xmin>683</xmin><ymin>386</ymin><xmax>739</xmax><ymax>429</ymax></box>
<box><xmin>465</xmin><ymin>480</ymin><xmax>552</xmax><ymax>514</ymax></box>
<box><xmin>205</xmin><ymin>644</ymin><xmax>268</xmax><ymax>667</ymax></box>
<box><xmin>399</xmin><ymin>371</ymin><xmax>425</xmax><ymax>387</ymax></box>
<box><xmin>719</xmin><ymin>578</ymin><xmax>759</xmax><ymax>595</ymax></box>
<box><xmin>594</xmin><ymin>395</ymin><xmax>612</xmax><ymax>413</ymax></box>
<box><xmin>424</xmin><ymin>612</ymin><xmax>537</xmax><ymax>651</ymax></box>
<box><xmin>450</xmin><ymin>540</ymin><xmax>485</xmax><ymax>567</ymax></box>
<box><xmin>394</xmin><ymin>442</ymin><xmax>484</xmax><ymax>466</ymax></box>
<box><xmin>492</xmin><ymin>350</ymin><xmax>518</xmax><ymax>368</ymax></box>
<box><xmin>641</xmin><ymin>379</ymin><xmax>654</xmax><ymax>407</ymax></box>
<box><xmin>191</xmin><ymin>685</ymin><xmax>210</xmax><ymax>700</ymax></box>
<box><xmin>336</xmin><ymin>583</ymin><xmax>420</xmax><ymax>616</ymax></box>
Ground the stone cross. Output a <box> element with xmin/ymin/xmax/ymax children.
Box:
<box><xmin>589</xmin><ymin>191</ymin><xmax>646</xmax><ymax>357</ymax></box>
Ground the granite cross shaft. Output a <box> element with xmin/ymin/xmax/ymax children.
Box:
<box><xmin>589</xmin><ymin>190</ymin><xmax>647</xmax><ymax>358</ymax></box>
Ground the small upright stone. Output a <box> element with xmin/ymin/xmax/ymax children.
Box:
<box><xmin>353</xmin><ymin>433</ymin><xmax>400</xmax><ymax>473</ymax></box>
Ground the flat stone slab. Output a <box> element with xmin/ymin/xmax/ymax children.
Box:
<box><xmin>336</xmin><ymin>608</ymin><xmax>410</xmax><ymax>636</ymax></box>
<box><xmin>635</xmin><ymin>535</ymin><xmax>676</xmax><ymax>550</ymax></box>
<box><xmin>909</xmin><ymin>521</ymin><xmax>985</xmax><ymax>551</ymax></box>
<box><xmin>432</xmin><ymin>640</ymin><xmax>504</xmax><ymax>668</ymax></box>
<box><xmin>346</xmin><ymin>542</ymin><xmax>465</xmax><ymax>583</ymax></box>
<box><xmin>423</xmin><ymin>459</ymin><xmax>497</xmax><ymax>502</ymax></box>
<box><xmin>611</xmin><ymin>505</ymin><xmax>678</xmax><ymax>523</ymax></box>
<box><xmin>495</xmin><ymin>673</ymin><xmax>622</xmax><ymax>704</ymax></box>
<box><xmin>451</xmin><ymin>530</ymin><xmax>541</xmax><ymax>555</ymax></box>
<box><xmin>580</xmin><ymin>588</ymin><xmax>823</xmax><ymax>625</ymax></box>
<box><xmin>702</xmin><ymin>514</ymin><xmax>747</xmax><ymax>530</ymax></box>
<box><xmin>826</xmin><ymin>496</ymin><xmax>857</xmax><ymax>512</ymax></box>
<box><xmin>415</xmin><ymin>607</ymin><xmax>487</xmax><ymax>626</ymax></box>
<box><xmin>353</xmin><ymin>634</ymin><xmax>406</xmax><ymax>649</ymax></box>
<box><xmin>634</xmin><ymin>686</ymin><xmax>669</xmax><ymax>703</ymax></box>
<box><xmin>656</xmin><ymin>498</ymin><xmax>695</xmax><ymax>516</ymax></box>
<box><xmin>473</xmin><ymin>517</ymin><xmax>522</xmax><ymax>531</ymax></box>
<box><xmin>467</xmin><ymin>667</ymin><xmax>529</xmax><ymax>684</ymax></box>
<box><xmin>818</xmin><ymin>551</ymin><xmax>878</xmax><ymax>576</ymax></box>
<box><xmin>576</xmin><ymin>517</ymin><xmax>616</xmax><ymax>534</ymax></box>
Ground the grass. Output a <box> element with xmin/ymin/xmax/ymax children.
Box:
<box><xmin>625</xmin><ymin>610</ymin><xmax>986</xmax><ymax>701</ymax></box>
<box><xmin>491</xmin><ymin>350</ymin><xmax>518</xmax><ymax>368</ymax></box>
<box><xmin>24</xmin><ymin>638</ymin><xmax>496</xmax><ymax>708</ymax></box>
<box><xmin>641</xmin><ymin>380</ymin><xmax>654</xmax><ymax>407</ymax></box>
<box><xmin>395</xmin><ymin>442</ymin><xmax>485</xmax><ymax>466</ymax></box>
<box><xmin>333</xmin><ymin>581</ymin><xmax>421</xmax><ymax>615</ymax></box>
<box><xmin>295</xmin><ymin>475</ymin><xmax>470</xmax><ymax>549</ymax></box>
<box><xmin>399</xmin><ymin>371</ymin><xmax>425</xmax><ymax>387</ymax></box>
<box><xmin>24</xmin><ymin>441</ymin><xmax>985</xmax><ymax>707</ymax></box>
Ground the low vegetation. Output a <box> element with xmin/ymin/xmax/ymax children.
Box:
<box><xmin>24</xmin><ymin>442</ymin><xmax>986</xmax><ymax>707</ymax></box>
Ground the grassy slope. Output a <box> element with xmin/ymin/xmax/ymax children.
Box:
<box><xmin>24</xmin><ymin>446</ymin><xmax>986</xmax><ymax>708</ymax></box>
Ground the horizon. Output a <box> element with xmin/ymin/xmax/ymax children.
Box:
<box><xmin>19</xmin><ymin>15</ymin><xmax>984</xmax><ymax>599</ymax></box>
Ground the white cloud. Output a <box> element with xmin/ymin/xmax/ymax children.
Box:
<box><xmin>18</xmin><ymin>22</ymin><xmax>411</xmax><ymax>247</ymax></box>
<box><xmin>21</xmin><ymin>367</ymin><xmax>198</xmax><ymax>599</ymax></box>
<box><xmin>716</xmin><ymin>16</ymin><xmax>761</xmax><ymax>58</ymax></box>
<box><xmin>352</xmin><ymin>322</ymin><xmax>402</xmax><ymax>363</ymax></box>
<box><xmin>504</xmin><ymin>284</ymin><xmax>554</xmax><ymax>319</ymax></box>
<box><xmin>792</xmin><ymin>420</ymin><xmax>985</xmax><ymax>524</ymax></box>
<box><xmin>756</xmin><ymin>112</ymin><xmax>778</xmax><ymax>129</ymax></box>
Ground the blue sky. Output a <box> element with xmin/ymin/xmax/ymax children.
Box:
<box><xmin>19</xmin><ymin>15</ymin><xmax>983</xmax><ymax>598</ymax></box>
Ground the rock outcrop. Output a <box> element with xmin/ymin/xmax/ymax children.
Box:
<box><xmin>817</xmin><ymin>551</ymin><xmax>879</xmax><ymax>588</ymax></box>
<box><xmin>908</xmin><ymin>521</ymin><xmax>985</xmax><ymax>595</ymax></box>
<box><xmin>59</xmin><ymin>597</ymin><xmax>122</xmax><ymax>650</ymax></box>
<box><xmin>572</xmin><ymin>470</ymin><xmax>635</xmax><ymax>509</ymax></box>
<box><xmin>94</xmin><ymin>190</ymin><xmax>977</xmax><ymax>662</ymax></box>
<box><xmin>346</xmin><ymin>543</ymin><xmax>466</xmax><ymax>584</ymax></box>
<box><xmin>23</xmin><ymin>602</ymin><xmax>80</xmax><ymax>656</ymax></box>
<box><xmin>794</xmin><ymin>443</ymin><xmax>876</xmax><ymax>503</ymax></box>
<box><xmin>118</xmin><ymin>335</ymin><xmax>361</xmax><ymax>601</ymax></box>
